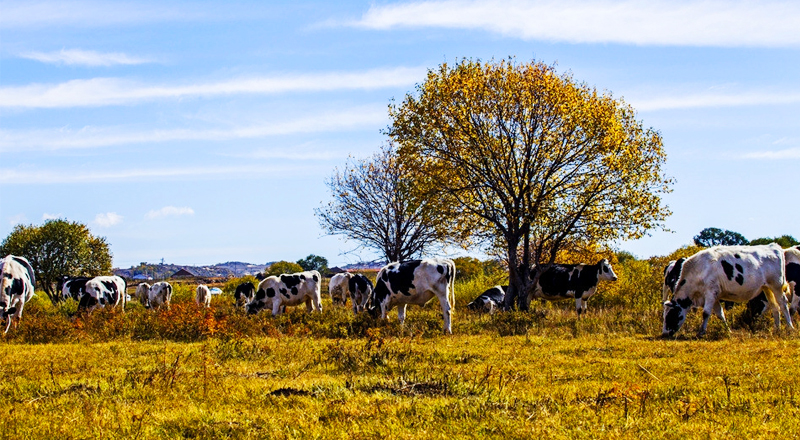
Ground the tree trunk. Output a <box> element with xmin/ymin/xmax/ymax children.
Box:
<box><xmin>503</xmin><ymin>235</ymin><xmax>523</xmax><ymax>311</ymax></box>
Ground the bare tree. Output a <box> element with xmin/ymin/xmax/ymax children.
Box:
<box><xmin>316</xmin><ymin>145</ymin><xmax>450</xmax><ymax>263</ymax></box>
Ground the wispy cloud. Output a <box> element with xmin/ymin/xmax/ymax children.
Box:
<box><xmin>7</xmin><ymin>214</ymin><xmax>27</xmax><ymax>226</ymax></box>
<box><xmin>42</xmin><ymin>213</ymin><xmax>61</xmax><ymax>220</ymax></box>
<box><xmin>94</xmin><ymin>212</ymin><xmax>123</xmax><ymax>227</ymax></box>
<box><xmin>19</xmin><ymin>49</ymin><xmax>153</xmax><ymax>66</ymax></box>
<box><xmin>0</xmin><ymin>105</ymin><xmax>386</xmax><ymax>151</ymax></box>
<box><xmin>0</xmin><ymin>66</ymin><xmax>424</xmax><ymax>108</ymax></box>
<box><xmin>350</xmin><ymin>0</ymin><xmax>800</xmax><ymax>47</ymax></box>
<box><xmin>145</xmin><ymin>206</ymin><xmax>194</xmax><ymax>220</ymax></box>
<box><xmin>742</xmin><ymin>148</ymin><xmax>800</xmax><ymax>160</ymax></box>
<box><xmin>628</xmin><ymin>89</ymin><xmax>800</xmax><ymax>111</ymax></box>
<box><xmin>0</xmin><ymin>163</ymin><xmax>324</xmax><ymax>184</ymax></box>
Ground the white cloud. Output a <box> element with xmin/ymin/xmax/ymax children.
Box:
<box><xmin>94</xmin><ymin>212</ymin><xmax>123</xmax><ymax>227</ymax></box>
<box><xmin>0</xmin><ymin>105</ymin><xmax>387</xmax><ymax>151</ymax></box>
<box><xmin>350</xmin><ymin>0</ymin><xmax>800</xmax><ymax>47</ymax></box>
<box><xmin>20</xmin><ymin>49</ymin><xmax>153</xmax><ymax>66</ymax></box>
<box><xmin>0</xmin><ymin>163</ymin><xmax>324</xmax><ymax>184</ymax></box>
<box><xmin>742</xmin><ymin>148</ymin><xmax>800</xmax><ymax>160</ymax></box>
<box><xmin>42</xmin><ymin>213</ymin><xmax>61</xmax><ymax>220</ymax></box>
<box><xmin>8</xmin><ymin>214</ymin><xmax>27</xmax><ymax>226</ymax></box>
<box><xmin>630</xmin><ymin>90</ymin><xmax>800</xmax><ymax>111</ymax></box>
<box><xmin>145</xmin><ymin>206</ymin><xmax>195</xmax><ymax>220</ymax></box>
<box><xmin>0</xmin><ymin>66</ymin><xmax>424</xmax><ymax>108</ymax></box>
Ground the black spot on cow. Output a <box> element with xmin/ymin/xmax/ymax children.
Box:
<box><xmin>349</xmin><ymin>274</ymin><xmax>373</xmax><ymax>296</ymax></box>
<box><xmin>101</xmin><ymin>280</ymin><xmax>116</xmax><ymax>291</ymax></box>
<box><xmin>2</xmin><ymin>273</ymin><xmax>11</xmax><ymax>279</ymax></box>
<box><xmin>99</xmin><ymin>297</ymin><xmax>106</xmax><ymax>305</ymax></box>
<box><xmin>734</xmin><ymin>254</ymin><xmax>741</xmax><ymax>259</ymax></box>
<box><xmin>735</xmin><ymin>263</ymin><xmax>743</xmax><ymax>273</ymax></box>
<box><xmin>279</xmin><ymin>288</ymin><xmax>287</xmax><ymax>295</ymax></box>
<box><xmin>369</xmin><ymin>279</ymin><xmax>391</xmax><ymax>317</ymax></box>
<box><xmin>381</xmin><ymin>271</ymin><xmax>389</xmax><ymax>281</ymax></box>
<box><xmin>735</xmin><ymin>274</ymin><xmax>744</xmax><ymax>285</ymax></box>
<box><xmin>266</xmin><ymin>287</ymin><xmax>276</xmax><ymax>298</ymax></box>
<box><xmin>9</xmin><ymin>278</ymin><xmax>23</xmax><ymax>297</ymax></box>
<box><xmin>536</xmin><ymin>262</ymin><xmax>601</xmax><ymax>299</ymax></box>
<box><xmin>679</xmin><ymin>279</ymin><xmax>686</xmax><ymax>287</ymax></box>
<box><xmin>676</xmin><ymin>297</ymin><xmax>692</xmax><ymax>309</ymax></box>
<box><xmin>5</xmin><ymin>307</ymin><xmax>16</xmax><ymax>316</ymax></box>
<box><xmin>0</xmin><ymin>301</ymin><xmax>6</xmax><ymax>308</ymax></box>
<box><xmin>384</xmin><ymin>260</ymin><xmax>421</xmax><ymax>296</ymax></box>
<box><xmin>300</xmin><ymin>274</ymin><xmax>306</xmax><ymax>280</ymax></box>
<box><xmin>664</xmin><ymin>258</ymin><xmax>685</xmax><ymax>292</ymax></box>
<box><xmin>256</xmin><ymin>288</ymin><xmax>267</xmax><ymax>300</ymax></box>
<box><xmin>281</xmin><ymin>275</ymin><xmax>302</xmax><ymax>289</ymax></box>
<box><xmin>786</xmin><ymin>262</ymin><xmax>800</xmax><ymax>285</ymax></box>
<box><xmin>313</xmin><ymin>274</ymin><xmax>319</xmax><ymax>282</ymax></box>
<box><xmin>291</xmin><ymin>287</ymin><xmax>298</xmax><ymax>295</ymax></box>
<box><xmin>721</xmin><ymin>260</ymin><xmax>735</xmax><ymax>281</ymax></box>
<box><xmin>437</xmin><ymin>265</ymin><xmax>444</xmax><ymax>274</ymax></box>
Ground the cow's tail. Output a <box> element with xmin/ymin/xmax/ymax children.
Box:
<box><xmin>448</xmin><ymin>260</ymin><xmax>456</xmax><ymax>313</ymax></box>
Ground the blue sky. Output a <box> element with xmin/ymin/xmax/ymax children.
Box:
<box><xmin>2</xmin><ymin>0</ymin><xmax>799</xmax><ymax>268</ymax></box>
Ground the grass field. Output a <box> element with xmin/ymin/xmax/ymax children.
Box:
<box><xmin>2</xmin><ymin>273</ymin><xmax>799</xmax><ymax>439</ymax></box>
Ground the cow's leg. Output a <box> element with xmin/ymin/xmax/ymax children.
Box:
<box><xmin>698</xmin><ymin>296</ymin><xmax>717</xmax><ymax>337</ymax></box>
<box><xmin>272</xmin><ymin>301</ymin><xmax>283</xmax><ymax>316</ymax></box>
<box><xmin>3</xmin><ymin>316</ymin><xmax>11</xmax><ymax>334</ymax></box>
<box><xmin>305</xmin><ymin>297</ymin><xmax>313</xmax><ymax>312</ymax></box>
<box><xmin>772</xmin><ymin>284</ymin><xmax>794</xmax><ymax>330</ymax></box>
<box><xmin>397</xmin><ymin>304</ymin><xmax>407</xmax><ymax>324</ymax></box>
<box><xmin>439</xmin><ymin>294</ymin><xmax>453</xmax><ymax>334</ymax></box>
<box><xmin>575</xmin><ymin>297</ymin><xmax>583</xmax><ymax>316</ymax></box>
<box><xmin>712</xmin><ymin>300</ymin><xmax>730</xmax><ymax>332</ymax></box>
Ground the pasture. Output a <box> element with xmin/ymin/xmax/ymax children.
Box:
<box><xmin>1</xmin><ymin>269</ymin><xmax>799</xmax><ymax>439</ymax></box>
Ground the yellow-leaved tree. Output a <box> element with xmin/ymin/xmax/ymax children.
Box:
<box><xmin>388</xmin><ymin>59</ymin><xmax>673</xmax><ymax>310</ymax></box>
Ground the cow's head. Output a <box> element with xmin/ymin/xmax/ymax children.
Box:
<box><xmin>661</xmin><ymin>297</ymin><xmax>692</xmax><ymax>337</ymax></box>
<box><xmin>247</xmin><ymin>279</ymin><xmax>277</xmax><ymax>315</ymax></box>
<box><xmin>367</xmin><ymin>277</ymin><xmax>390</xmax><ymax>318</ymax></box>
<box><xmin>598</xmin><ymin>259</ymin><xmax>618</xmax><ymax>281</ymax></box>
<box><xmin>235</xmin><ymin>282</ymin><xmax>255</xmax><ymax>307</ymax></box>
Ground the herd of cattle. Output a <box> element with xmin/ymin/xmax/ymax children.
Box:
<box><xmin>2</xmin><ymin>244</ymin><xmax>800</xmax><ymax>336</ymax></box>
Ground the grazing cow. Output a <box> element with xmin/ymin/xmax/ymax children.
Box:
<box><xmin>368</xmin><ymin>258</ymin><xmax>456</xmax><ymax>334</ymax></box>
<box><xmin>785</xmin><ymin>246</ymin><xmax>800</xmax><ymax>314</ymax></box>
<box><xmin>246</xmin><ymin>271</ymin><xmax>322</xmax><ymax>316</ymax></box>
<box><xmin>0</xmin><ymin>255</ymin><xmax>36</xmax><ymax>333</ymax></box>
<box><xmin>196</xmin><ymin>284</ymin><xmax>211</xmax><ymax>308</ymax></box>
<box><xmin>527</xmin><ymin>259</ymin><xmax>618</xmax><ymax>315</ymax></box>
<box><xmin>467</xmin><ymin>285</ymin><xmax>507</xmax><ymax>314</ymax></box>
<box><xmin>234</xmin><ymin>282</ymin><xmax>255</xmax><ymax>307</ymax></box>
<box><xmin>135</xmin><ymin>283</ymin><xmax>151</xmax><ymax>307</ymax></box>
<box><xmin>662</xmin><ymin>244</ymin><xmax>793</xmax><ymax>338</ymax></box>
<box><xmin>348</xmin><ymin>274</ymin><xmax>374</xmax><ymax>313</ymax></box>
<box><xmin>662</xmin><ymin>259</ymin><xmax>686</xmax><ymax>302</ymax></box>
<box><xmin>59</xmin><ymin>276</ymin><xmax>92</xmax><ymax>301</ymax></box>
<box><xmin>328</xmin><ymin>272</ymin><xmax>353</xmax><ymax>305</ymax></box>
<box><xmin>148</xmin><ymin>282</ymin><xmax>172</xmax><ymax>310</ymax></box>
<box><xmin>80</xmin><ymin>276</ymin><xmax>127</xmax><ymax>313</ymax></box>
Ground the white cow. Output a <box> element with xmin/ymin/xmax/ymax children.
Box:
<box><xmin>662</xmin><ymin>259</ymin><xmax>685</xmax><ymax>302</ymax></box>
<box><xmin>328</xmin><ymin>272</ymin><xmax>353</xmax><ymax>305</ymax></box>
<box><xmin>81</xmin><ymin>276</ymin><xmax>127</xmax><ymax>313</ymax></box>
<box><xmin>148</xmin><ymin>282</ymin><xmax>172</xmax><ymax>310</ymax></box>
<box><xmin>196</xmin><ymin>284</ymin><xmax>211</xmax><ymax>308</ymax></box>
<box><xmin>0</xmin><ymin>255</ymin><xmax>36</xmax><ymax>333</ymax></box>
<box><xmin>246</xmin><ymin>271</ymin><xmax>322</xmax><ymax>316</ymax></box>
<box><xmin>662</xmin><ymin>244</ymin><xmax>793</xmax><ymax>337</ymax></box>
<box><xmin>368</xmin><ymin>258</ymin><xmax>456</xmax><ymax>334</ymax></box>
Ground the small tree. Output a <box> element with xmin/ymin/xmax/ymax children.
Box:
<box><xmin>296</xmin><ymin>255</ymin><xmax>328</xmax><ymax>273</ymax></box>
<box><xmin>0</xmin><ymin>219</ymin><xmax>112</xmax><ymax>304</ymax></box>
<box><xmin>693</xmin><ymin>228</ymin><xmax>748</xmax><ymax>247</ymax></box>
<box><xmin>316</xmin><ymin>144</ymin><xmax>454</xmax><ymax>263</ymax></box>
<box><xmin>265</xmin><ymin>261</ymin><xmax>304</xmax><ymax>277</ymax></box>
<box><xmin>749</xmin><ymin>235</ymin><xmax>799</xmax><ymax>248</ymax></box>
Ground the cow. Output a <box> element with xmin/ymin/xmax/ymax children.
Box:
<box><xmin>368</xmin><ymin>258</ymin><xmax>456</xmax><ymax>334</ymax></box>
<box><xmin>135</xmin><ymin>283</ymin><xmax>151</xmax><ymax>307</ymax></box>
<box><xmin>246</xmin><ymin>271</ymin><xmax>322</xmax><ymax>316</ymax></box>
<box><xmin>0</xmin><ymin>255</ymin><xmax>36</xmax><ymax>333</ymax></box>
<box><xmin>527</xmin><ymin>259</ymin><xmax>618</xmax><ymax>315</ymax></box>
<box><xmin>348</xmin><ymin>274</ymin><xmax>374</xmax><ymax>313</ymax></box>
<box><xmin>234</xmin><ymin>282</ymin><xmax>255</xmax><ymax>308</ymax></box>
<box><xmin>662</xmin><ymin>244</ymin><xmax>793</xmax><ymax>338</ymax></box>
<box><xmin>196</xmin><ymin>284</ymin><xmax>211</xmax><ymax>308</ymax></box>
<box><xmin>148</xmin><ymin>282</ymin><xmax>172</xmax><ymax>310</ymax></box>
<box><xmin>785</xmin><ymin>246</ymin><xmax>800</xmax><ymax>314</ymax></box>
<box><xmin>59</xmin><ymin>276</ymin><xmax>92</xmax><ymax>302</ymax></box>
<box><xmin>80</xmin><ymin>276</ymin><xmax>127</xmax><ymax>313</ymax></box>
<box><xmin>328</xmin><ymin>272</ymin><xmax>353</xmax><ymax>305</ymax></box>
<box><xmin>467</xmin><ymin>285</ymin><xmax>507</xmax><ymax>314</ymax></box>
<box><xmin>662</xmin><ymin>259</ymin><xmax>685</xmax><ymax>302</ymax></box>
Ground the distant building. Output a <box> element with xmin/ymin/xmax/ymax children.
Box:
<box><xmin>171</xmin><ymin>268</ymin><xmax>195</xmax><ymax>278</ymax></box>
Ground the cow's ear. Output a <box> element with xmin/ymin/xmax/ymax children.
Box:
<box><xmin>663</xmin><ymin>300</ymin><xmax>673</xmax><ymax>307</ymax></box>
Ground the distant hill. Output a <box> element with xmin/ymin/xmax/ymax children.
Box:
<box><xmin>114</xmin><ymin>261</ymin><xmax>272</xmax><ymax>280</ymax></box>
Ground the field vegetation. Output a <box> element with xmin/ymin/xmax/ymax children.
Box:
<box><xmin>2</xmin><ymin>254</ymin><xmax>799</xmax><ymax>439</ymax></box>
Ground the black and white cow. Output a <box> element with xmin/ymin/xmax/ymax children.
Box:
<box><xmin>0</xmin><ymin>255</ymin><xmax>36</xmax><ymax>333</ymax></box>
<box><xmin>662</xmin><ymin>259</ymin><xmax>685</xmax><ymax>302</ymax></box>
<box><xmin>368</xmin><ymin>258</ymin><xmax>456</xmax><ymax>334</ymax></box>
<box><xmin>59</xmin><ymin>276</ymin><xmax>92</xmax><ymax>302</ymax></box>
<box><xmin>785</xmin><ymin>246</ymin><xmax>800</xmax><ymax>314</ymax></box>
<box><xmin>348</xmin><ymin>274</ymin><xmax>374</xmax><ymax>313</ymax></box>
<box><xmin>149</xmin><ymin>281</ymin><xmax>172</xmax><ymax>309</ymax></box>
<box><xmin>234</xmin><ymin>282</ymin><xmax>255</xmax><ymax>308</ymax></box>
<box><xmin>79</xmin><ymin>275</ymin><xmax>127</xmax><ymax>313</ymax></box>
<box><xmin>196</xmin><ymin>284</ymin><xmax>211</xmax><ymax>308</ymax></box>
<box><xmin>527</xmin><ymin>259</ymin><xmax>618</xmax><ymax>315</ymax></box>
<box><xmin>662</xmin><ymin>244</ymin><xmax>793</xmax><ymax>338</ymax></box>
<box><xmin>135</xmin><ymin>283</ymin><xmax>151</xmax><ymax>307</ymax></box>
<box><xmin>246</xmin><ymin>271</ymin><xmax>322</xmax><ymax>316</ymax></box>
<box><xmin>328</xmin><ymin>272</ymin><xmax>353</xmax><ymax>305</ymax></box>
<box><xmin>467</xmin><ymin>285</ymin><xmax>507</xmax><ymax>314</ymax></box>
